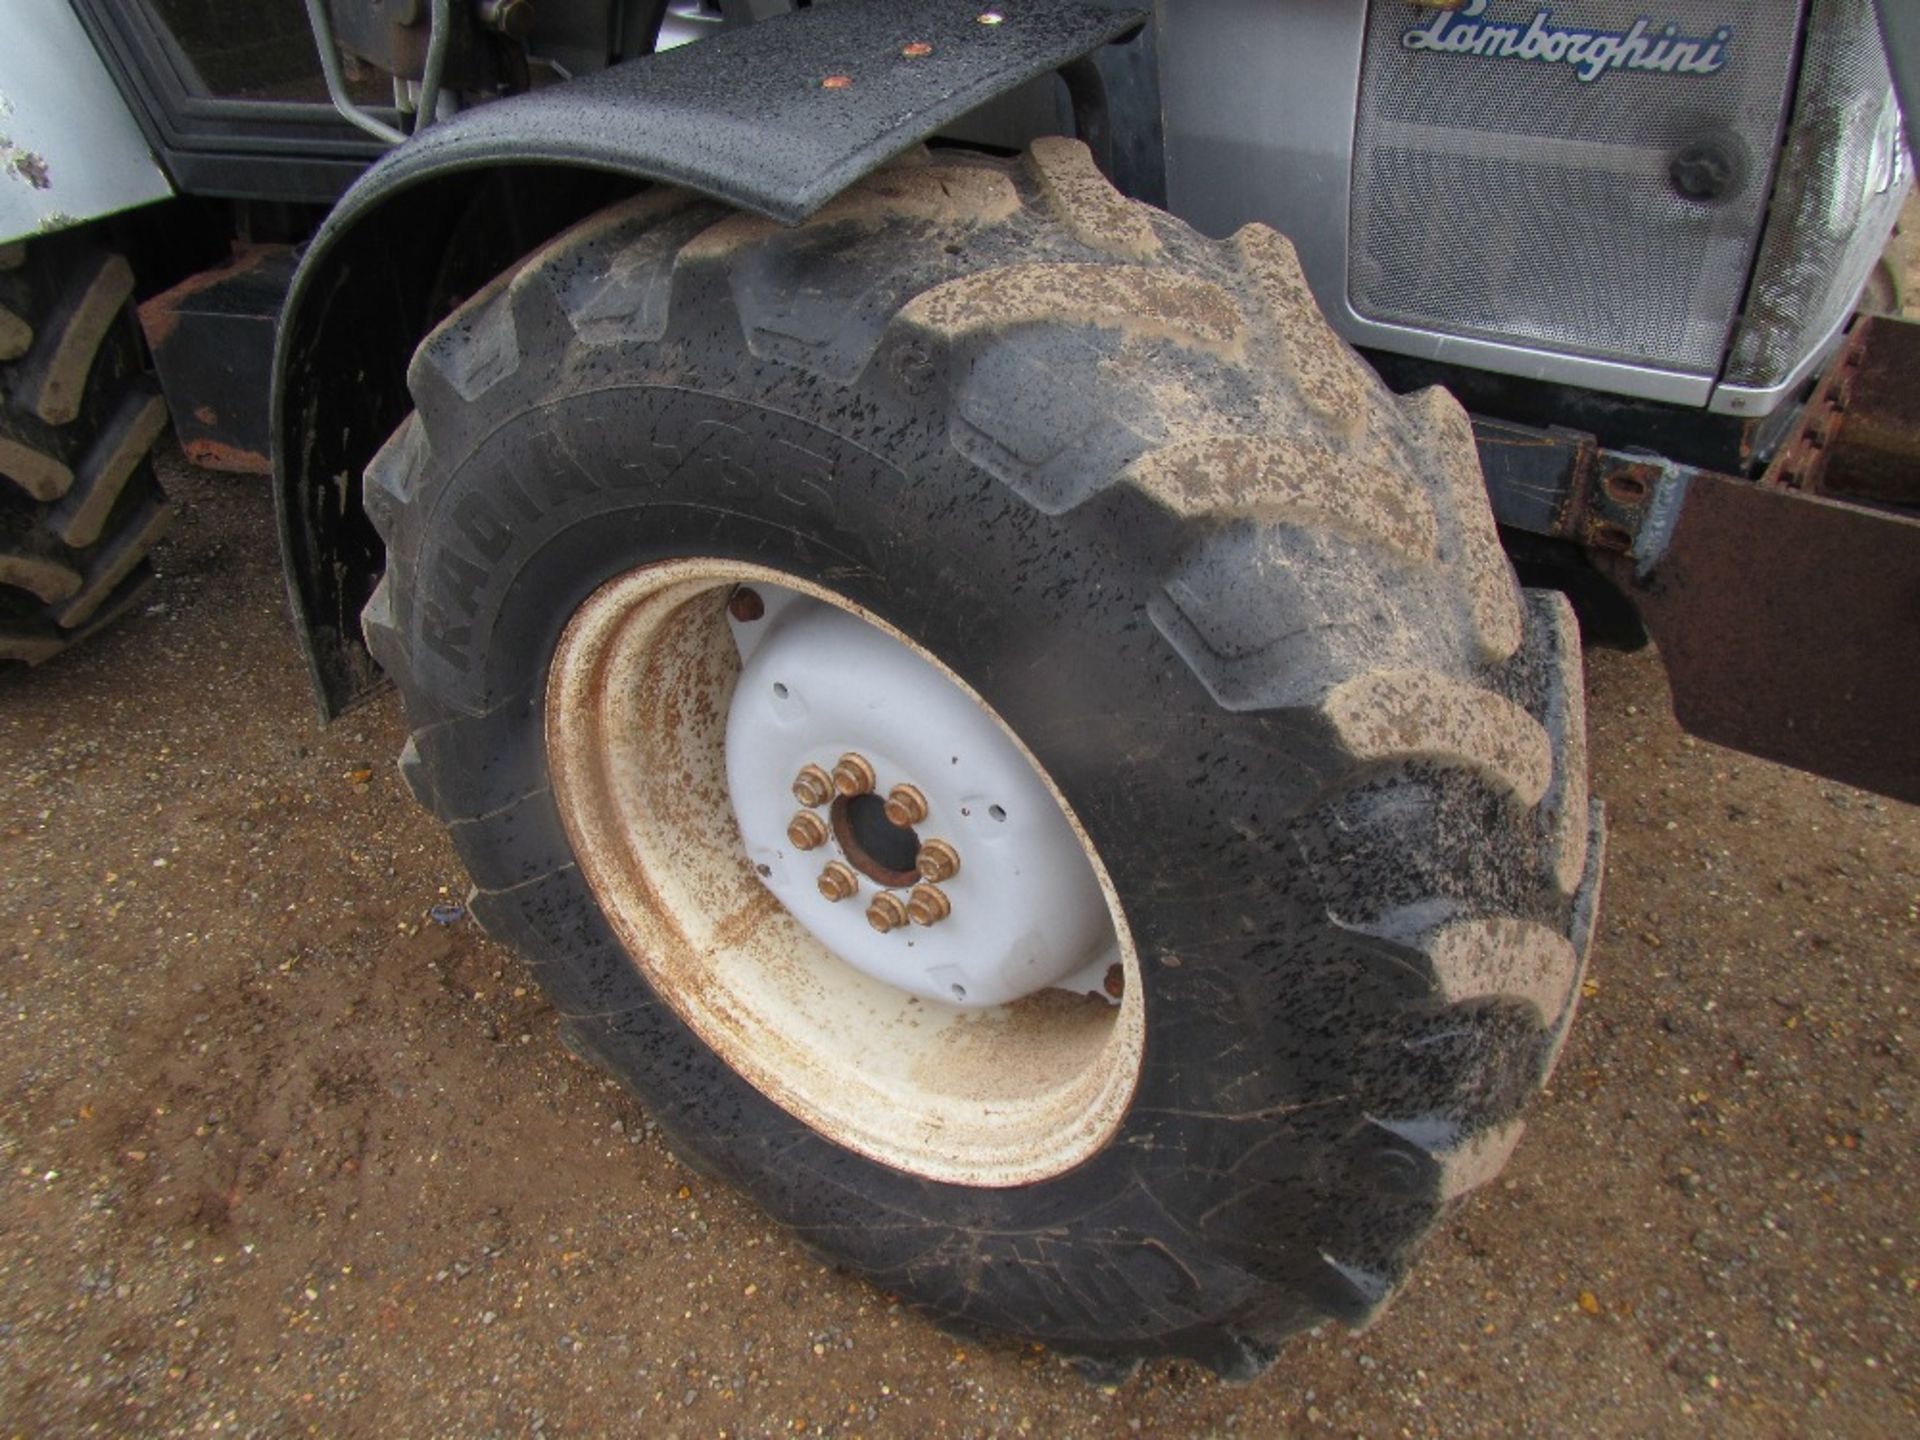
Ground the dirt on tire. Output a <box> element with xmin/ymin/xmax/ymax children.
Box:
<box><xmin>0</xmin><ymin>452</ymin><xmax>1911</xmax><ymax>1434</ymax></box>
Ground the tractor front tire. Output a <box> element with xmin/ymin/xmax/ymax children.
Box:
<box><xmin>364</xmin><ymin>142</ymin><xmax>1601</xmax><ymax>1378</ymax></box>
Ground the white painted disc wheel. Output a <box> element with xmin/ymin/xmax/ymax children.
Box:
<box><xmin>545</xmin><ymin>560</ymin><xmax>1145</xmax><ymax>1188</ymax></box>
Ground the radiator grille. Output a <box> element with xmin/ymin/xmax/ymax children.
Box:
<box><xmin>1350</xmin><ymin>0</ymin><xmax>1805</xmax><ymax>373</ymax></box>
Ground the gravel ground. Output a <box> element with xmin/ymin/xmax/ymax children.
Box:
<box><xmin>0</xmin><ymin>456</ymin><xmax>1913</xmax><ymax>1438</ymax></box>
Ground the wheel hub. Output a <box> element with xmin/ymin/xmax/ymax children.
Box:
<box><xmin>544</xmin><ymin>559</ymin><xmax>1142</xmax><ymax>1186</ymax></box>
<box><xmin>723</xmin><ymin>585</ymin><xmax>1115</xmax><ymax>1009</ymax></box>
<box><xmin>828</xmin><ymin>790</ymin><xmax>921</xmax><ymax>889</ymax></box>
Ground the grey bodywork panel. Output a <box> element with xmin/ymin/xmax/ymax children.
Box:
<box><xmin>0</xmin><ymin>0</ymin><xmax>171</xmax><ymax>244</ymax></box>
<box><xmin>1878</xmin><ymin>0</ymin><xmax>1920</xmax><ymax>155</ymax></box>
<box><xmin>273</xmin><ymin>0</ymin><xmax>1147</xmax><ymax>716</ymax></box>
<box><xmin>1156</xmin><ymin>0</ymin><xmax>1906</xmax><ymax>415</ymax></box>
<box><xmin>1157</xmin><ymin>0</ymin><xmax>1726</xmax><ymax>408</ymax></box>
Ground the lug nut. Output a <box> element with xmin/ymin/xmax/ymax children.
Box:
<box><xmin>866</xmin><ymin>891</ymin><xmax>910</xmax><ymax>933</ymax></box>
<box><xmin>817</xmin><ymin>862</ymin><xmax>859</xmax><ymax>902</ymax></box>
<box><xmin>787</xmin><ymin>811</ymin><xmax>829</xmax><ymax>850</ymax></box>
<box><xmin>792</xmin><ymin>764</ymin><xmax>834</xmax><ymax>808</ymax></box>
<box><xmin>914</xmin><ymin>839</ymin><xmax>960</xmax><ymax>882</ymax></box>
<box><xmin>883</xmin><ymin>783</ymin><xmax>928</xmax><ymax>827</ymax></box>
<box><xmin>906</xmin><ymin>884</ymin><xmax>951</xmax><ymax>927</ymax></box>
<box><xmin>832</xmin><ymin>752</ymin><xmax>876</xmax><ymax>797</ymax></box>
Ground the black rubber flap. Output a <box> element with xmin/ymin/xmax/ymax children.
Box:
<box><xmin>365</xmin><ymin>0</ymin><xmax>1148</xmax><ymax>224</ymax></box>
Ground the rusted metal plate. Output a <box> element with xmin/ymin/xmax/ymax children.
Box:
<box><xmin>1595</xmin><ymin>473</ymin><xmax>1920</xmax><ymax>804</ymax></box>
<box><xmin>1476</xmin><ymin>415</ymin><xmax>1689</xmax><ymax>560</ymax></box>
<box><xmin>138</xmin><ymin>245</ymin><xmax>296</xmax><ymax>477</ymax></box>
<box><xmin>1479</xmin><ymin>401</ymin><xmax>1918</xmax><ymax>802</ymax></box>
<box><xmin>1773</xmin><ymin>314</ymin><xmax>1920</xmax><ymax>509</ymax></box>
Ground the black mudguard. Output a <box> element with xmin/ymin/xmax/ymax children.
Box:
<box><xmin>272</xmin><ymin>0</ymin><xmax>1146</xmax><ymax>715</ymax></box>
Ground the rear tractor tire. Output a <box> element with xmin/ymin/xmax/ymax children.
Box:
<box><xmin>0</xmin><ymin>232</ymin><xmax>171</xmax><ymax>665</ymax></box>
<box><xmin>363</xmin><ymin>141</ymin><xmax>1602</xmax><ymax>1379</ymax></box>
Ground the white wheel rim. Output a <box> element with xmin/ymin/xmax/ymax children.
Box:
<box><xmin>545</xmin><ymin>560</ymin><xmax>1144</xmax><ymax>1187</ymax></box>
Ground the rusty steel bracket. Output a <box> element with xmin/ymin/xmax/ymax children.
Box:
<box><xmin>1566</xmin><ymin>452</ymin><xmax>1693</xmax><ymax>578</ymax></box>
<box><xmin>1767</xmin><ymin>314</ymin><xmax>1920</xmax><ymax>509</ymax></box>
<box><xmin>1599</xmin><ymin>316</ymin><xmax>1920</xmax><ymax>804</ymax></box>
<box><xmin>1476</xmin><ymin>402</ymin><xmax>1920</xmax><ymax>804</ymax></box>
<box><xmin>1476</xmin><ymin>416</ymin><xmax>1693</xmax><ymax>574</ymax></box>
<box><xmin>1590</xmin><ymin>475</ymin><xmax>1920</xmax><ymax>805</ymax></box>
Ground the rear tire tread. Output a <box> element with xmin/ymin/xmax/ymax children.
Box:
<box><xmin>18</xmin><ymin>251</ymin><xmax>135</xmax><ymax>426</ymax></box>
<box><xmin>51</xmin><ymin>381</ymin><xmax>169</xmax><ymax>548</ymax></box>
<box><xmin>0</xmin><ymin>236</ymin><xmax>171</xmax><ymax>662</ymax></box>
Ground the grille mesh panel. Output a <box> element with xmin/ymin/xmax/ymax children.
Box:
<box><xmin>1351</xmin><ymin>1</ymin><xmax>1805</xmax><ymax>373</ymax></box>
